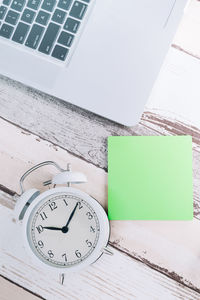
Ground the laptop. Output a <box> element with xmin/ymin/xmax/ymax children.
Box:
<box><xmin>0</xmin><ymin>0</ymin><xmax>188</xmax><ymax>126</ymax></box>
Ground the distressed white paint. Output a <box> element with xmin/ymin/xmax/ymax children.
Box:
<box><xmin>0</xmin><ymin>118</ymin><xmax>107</xmax><ymax>206</ymax></box>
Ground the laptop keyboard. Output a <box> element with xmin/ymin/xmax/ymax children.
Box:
<box><xmin>0</xmin><ymin>0</ymin><xmax>91</xmax><ymax>62</ymax></box>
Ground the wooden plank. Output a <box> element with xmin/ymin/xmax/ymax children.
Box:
<box><xmin>0</xmin><ymin>118</ymin><xmax>200</xmax><ymax>294</ymax></box>
<box><xmin>0</xmin><ymin>118</ymin><xmax>107</xmax><ymax>206</ymax></box>
<box><xmin>0</xmin><ymin>276</ymin><xmax>42</xmax><ymax>300</ymax></box>
<box><xmin>1</xmin><ymin>204</ymin><xmax>200</xmax><ymax>300</ymax></box>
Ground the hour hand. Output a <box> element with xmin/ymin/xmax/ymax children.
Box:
<box><xmin>43</xmin><ymin>226</ymin><xmax>62</xmax><ymax>231</ymax></box>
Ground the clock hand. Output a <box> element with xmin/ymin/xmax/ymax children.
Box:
<box><xmin>62</xmin><ymin>202</ymin><xmax>79</xmax><ymax>232</ymax></box>
<box><xmin>42</xmin><ymin>202</ymin><xmax>79</xmax><ymax>234</ymax></box>
<box><xmin>43</xmin><ymin>226</ymin><xmax>62</xmax><ymax>231</ymax></box>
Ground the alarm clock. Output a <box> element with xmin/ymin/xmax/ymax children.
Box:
<box><xmin>14</xmin><ymin>161</ymin><xmax>111</xmax><ymax>284</ymax></box>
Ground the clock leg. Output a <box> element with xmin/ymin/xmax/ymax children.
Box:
<box><xmin>59</xmin><ymin>273</ymin><xmax>65</xmax><ymax>285</ymax></box>
<box><xmin>102</xmin><ymin>247</ymin><xmax>114</xmax><ymax>256</ymax></box>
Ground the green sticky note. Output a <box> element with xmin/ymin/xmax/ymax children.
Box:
<box><xmin>108</xmin><ymin>136</ymin><xmax>193</xmax><ymax>220</ymax></box>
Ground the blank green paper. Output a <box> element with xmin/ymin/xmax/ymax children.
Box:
<box><xmin>108</xmin><ymin>136</ymin><xmax>193</xmax><ymax>220</ymax></box>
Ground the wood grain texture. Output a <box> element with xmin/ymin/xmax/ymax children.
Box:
<box><xmin>1</xmin><ymin>204</ymin><xmax>200</xmax><ymax>300</ymax></box>
<box><xmin>0</xmin><ymin>73</ymin><xmax>127</xmax><ymax>169</ymax></box>
<box><xmin>0</xmin><ymin>118</ymin><xmax>200</xmax><ymax>295</ymax></box>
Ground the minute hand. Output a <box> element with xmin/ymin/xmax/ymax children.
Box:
<box><xmin>64</xmin><ymin>202</ymin><xmax>79</xmax><ymax>229</ymax></box>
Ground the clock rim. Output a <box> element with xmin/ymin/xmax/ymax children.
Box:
<box><xmin>22</xmin><ymin>187</ymin><xmax>110</xmax><ymax>274</ymax></box>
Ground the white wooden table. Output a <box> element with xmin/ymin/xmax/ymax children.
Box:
<box><xmin>1</xmin><ymin>1</ymin><xmax>200</xmax><ymax>299</ymax></box>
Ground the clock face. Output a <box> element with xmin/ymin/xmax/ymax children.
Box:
<box><xmin>27</xmin><ymin>193</ymin><xmax>100</xmax><ymax>268</ymax></box>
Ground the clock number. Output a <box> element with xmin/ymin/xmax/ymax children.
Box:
<box><xmin>90</xmin><ymin>226</ymin><xmax>95</xmax><ymax>233</ymax></box>
<box><xmin>38</xmin><ymin>240</ymin><xmax>44</xmax><ymax>248</ymax></box>
<box><xmin>49</xmin><ymin>201</ymin><xmax>57</xmax><ymax>211</ymax></box>
<box><xmin>75</xmin><ymin>250</ymin><xmax>81</xmax><ymax>258</ymax></box>
<box><xmin>78</xmin><ymin>202</ymin><xmax>83</xmax><ymax>209</ymax></box>
<box><xmin>86</xmin><ymin>239</ymin><xmax>92</xmax><ymax>248</ymax></box>
<box><xmin>36</xmin><ymin>225</ymin><xmax>43</xmax><ymax>234</ymax></box>
<box><xmin>86</xmin><ymin>212</ymin><xmax>93</xmax><ymax>220</ymax></box>
<box><xmin>63</xmin><ymin>199</ymin><xmax>68</xmax><ymax>206</ymax></box>
<box><xmin>48</xmin><ymin>250</ymin><xmax>54</xmax><ymax>258</ymax></box>
<box><xmin>40</xmin><ymin>212</ymin><xmax>47</xmax><ymax>221</ymax></box>
<box><xmin>62</xmin><ymin>253</ymin><xmax>67</xmax><ymax>262</ymax></box>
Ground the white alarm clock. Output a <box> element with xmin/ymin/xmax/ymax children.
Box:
<box><xmin>14</xmin><ymin>161</ymin><xmax>111</xmax><ymax>284</ymax></box>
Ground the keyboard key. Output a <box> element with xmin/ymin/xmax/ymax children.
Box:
<box><xmin>0</xmin><ymin>23</ymin><xmax>14</xmax><ymax>38</ymax></box>
<box><xmin>64</xmin><ymin>17</ymin><xmax>80</xmax><ymax>33</ymax></box>
<box><xmin>69</xmin><ymin>1</ymin><xmax>87</xmax><ymax>20</ymax></box>
<box><xmin>0</xmin><ymin>6</ymin><xmax>7</xmax><ymax>20</ymax></box>
<box><xmin>27</xmin><ymin>0</ymin><xmax>41</xmax><ymax>10</ymax></box>
<box><xmin>58</xmin><ymin>31</ymin><xmax>74</xmax><ymax>47</ymax></box>
<box><xmin>11</xmin><ymin>0</ymin><xmax>25</xmax><ymax>12</ymax></box>
<box><xmin>52</xmin><ymin>9</ymin><xmax>66</xmax><ymax>24</ymax></box>
<box><xmin>41</xmin><ymin>0</ymin><xmax>56</xmax><ymax>12</ymax></box>
<box><xmin>21</xmin><ymin>8</ymin><xmax>36</xmax><ymax>23</ymax></box>
<box><xmin>57</xmin><ymin>0</ymin><xmax>72</xmax><ymax>11</ymax></box>
<box><xmin>25</xmin><ymin>23</ymin><xmax>44</xmax><ymax>49</ymax></box>
<box><xmin>82</xmin><ymin>0</ymin><xmax>90</xmax><ymax>2</ymax></box>
<box><xmin>36</xmin><ymin>10</ymin><xmax>50</xmax><ymax>25</ymax></box>
<box><xmin>12</xmin><ymin>22</ymin><xmax>30</xmax><ymax>43</ymax></box>
<box><xmin>3</xmin><ymin>0</ymin><xmax>12</xmax><ymax>6</ymax></box>
<box><xmin>5</xmin><ymin>9</ymin><xmax>19</xmax><ymax>25</ymax></box>
<box><xmin>52</xmin><ymin>44</ymin><xmax>68</xmax><ymax>61</ymax></box>
<box><xmin>38</xmin><ymin>22</ymin><xmax>60</xmax><ymax>54</ymax></box>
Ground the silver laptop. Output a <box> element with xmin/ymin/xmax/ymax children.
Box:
<box><xmin>0</xmin><ymin>0</ymin><xmax>188</xmax><ymax>126</ymax></box>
